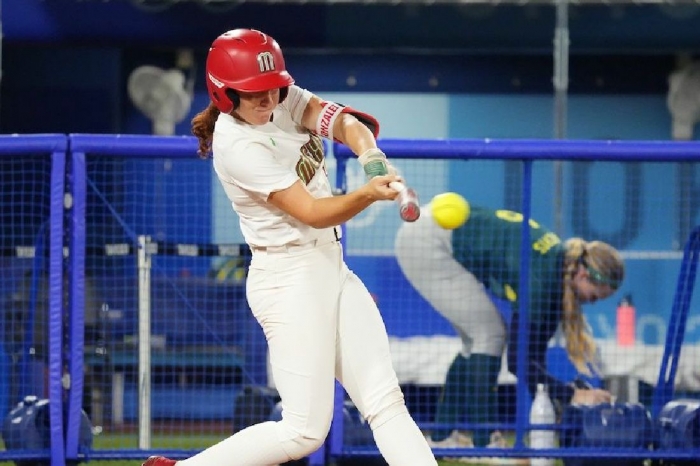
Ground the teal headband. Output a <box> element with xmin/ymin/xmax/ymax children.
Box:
<box><xmin>584</xmin><ymin>262</ymin><xmax>621</xmax><ymax>289</ymax></box>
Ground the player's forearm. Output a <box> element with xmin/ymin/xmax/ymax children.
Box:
<box><xmin>334</xmin><ymin>114</ymin><xmax>378</xmax><ymax>157</ymax></box>
<box><xmin>268</xmin><ymin>177</ymin><xmax>398</xmax><ymax>229</ymax></box>
<box><xmin>306</xmin><ymin>188</ymin><xmax>375</xmax><ymax>229</ymax></box>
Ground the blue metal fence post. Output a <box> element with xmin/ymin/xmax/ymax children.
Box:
<box><xmin>65</xmin><ymin>145</ymin><xmax>87</xmax><ymax>461</ymax></box>
<box><xmin>49</xmin><ymin>142</ymin><xmax>68</xmax><ymax>466</ymax></box>
<box><xmin>513</xmin><ymin>159</ymin><xmax>533</xmax><ymax>448</ymax></box>
<box><xmin>651</xmin><ymin>226</ymin><xmax>700</xmax><ymax>417</ymax></box>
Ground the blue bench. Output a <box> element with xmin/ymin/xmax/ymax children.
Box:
<box><xmin>85</xmin><ymin>275</ymin><xmax>267</xmax><ymax>423</ymax></box>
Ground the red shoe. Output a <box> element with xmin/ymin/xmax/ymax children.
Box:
<box><xmin>142</xmin><ymin>456</ymin><xmax>176</xmax><ymax>466</ymax></box>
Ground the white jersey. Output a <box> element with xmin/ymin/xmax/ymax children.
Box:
<box><xmin>212</xmin><ymin>85</ymin><xmax>337</xmax><ymax>248</ymax></box>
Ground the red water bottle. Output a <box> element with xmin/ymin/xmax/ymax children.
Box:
<box><xmin>616</xmin><ymin>294</ymin><xmax>636</xmax><ymax>346</ymax></box>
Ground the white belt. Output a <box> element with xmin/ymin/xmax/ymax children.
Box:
<box><xmin>251</xmin><ymin>228</ymin><xmax>341</xmax><ymax>254</ymax></box>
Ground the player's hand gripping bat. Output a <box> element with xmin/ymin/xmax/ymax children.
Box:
<box><xmin>358</xmin><ymin>149</ymin><xmax>420</xmax><ymax>222</ymax></box>
<box><xmin>389</xmin><ymin>181</ymin><xmax>420</xmax><ymax>222</ymax></box>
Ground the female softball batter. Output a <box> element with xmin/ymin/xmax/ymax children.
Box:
<box><xmin>143</xmin><ymin>29</ymin><xmax>436</xmax><ymax>466</ymax></box>
<box><xmin>395</xmin><ymin>198</ymin><xmax>624</xmax><ymax>453</ymax></box>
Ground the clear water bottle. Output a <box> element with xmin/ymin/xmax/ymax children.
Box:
<box><xmin>530</xmin><ymin>383</ymin><xmax>556</xmax><ymax>466</ymax></box>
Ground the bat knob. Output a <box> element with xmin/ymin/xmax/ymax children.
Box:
<box><xmin>399</xmin><ymin>188</ymin><xmax>421</xmax><ymax>222</ymax></box>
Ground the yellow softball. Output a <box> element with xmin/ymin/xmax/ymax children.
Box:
<box><xmin>430</xmin><ymin>192</ymin><xmax>470</xmax><ymax>230</ymax></box>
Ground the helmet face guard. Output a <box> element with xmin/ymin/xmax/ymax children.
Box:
<box><xmin>206</xmin><ymin>29</ymin><xmax>294</xmax><ymax>113</ymax></box>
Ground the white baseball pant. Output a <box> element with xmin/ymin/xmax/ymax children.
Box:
<box><xmin>180</xmin><ymin>237</ymin><xmax>436</xmax><ymax>466</ymax></box>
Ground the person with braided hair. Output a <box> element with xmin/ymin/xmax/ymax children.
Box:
<box><xmin>394</xmin><ymin>197</ymin><xmax>623</xmax><ymax>458</ymax></box>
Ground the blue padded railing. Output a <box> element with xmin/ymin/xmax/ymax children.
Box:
<box><xmin>0</xmin><ymin>134</ymin><xmax>67</xmax><ymax>466</ymax></box>
<box><xmin>66</xmin><ymin>134</ymin><xmax>327</xmax><ymax>465</ymax></box>
<box><xmin>652</xmin><ymin>225</ymin><xmax>700</xmax><ymax>417</ymax></box>
<box><xmin>3</xmin><ymin>134</ymin><xmax>699</xmax><ymax>465</ymax></box>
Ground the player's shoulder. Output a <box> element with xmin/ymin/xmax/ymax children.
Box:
<box><xmin>212</xmin><ymin>129</ymin><xmax>276</xmax><ymax>174</ymax></box>
<box><xmin>285</xmin><ymin>84</ymin><xmax>311</xmax><ymax>102</ymax></box>
<box><xmin>278</xmin><ymin>85</ymin><xmax>313</xmax><ymax>123</ymax></box>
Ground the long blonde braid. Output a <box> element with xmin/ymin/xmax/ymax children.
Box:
<box><xmin>562</xmin><ymin>238</ymin><xmax>624</xmax><ymax>375</ymax></box>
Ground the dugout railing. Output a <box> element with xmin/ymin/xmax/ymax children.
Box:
<box><xmin>0</xmin><ymin>134</ymin><xmax>66</xmax><ymax>466</ymax></box>
<box><xmin>66</xmin><ymin>135</ymin><xmax>293</xmax><ymax>463</ymax></box>
<box><xmin>652</xmin><ymin>225</ymin><xmax>700</xmax><ymax>419</ymax></box>
<box><xmin>333</xmin><ymin>139</ymin><xmax>700</xmax><ymax>463</ymax></box>
<box><xmin>0</xmin><ymin>134</ymin><xmax>699</xmax><ymax>465</ymax></box>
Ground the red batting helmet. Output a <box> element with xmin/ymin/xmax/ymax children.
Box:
<box><xmin>205</xmin><ymin>29</ymin><xmax>294</xmax><ymax>113</ymax></box>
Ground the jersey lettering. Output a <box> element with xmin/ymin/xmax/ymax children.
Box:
<box><xmin>495</xmin><ymin>210</ymin><xmax>559</xmax><ymax>255</ymax></box>
<box><xmin>533</xmin><ymin>232</ymin><xmax>561</xmax><ymax>255</ymax></box>
<box><xmin>317</xmin><ymin>102</ymin><xmax>343</xmax><ymax>139</ymax></box>
<box><xmin>296</xmin><ymin>134</ymin><xmax>325</xmax><ymax>185</ymax></box>
<box><xmin>495</xmin><ymin>209</ymin><xmax>540</xmax><ymax>229</ymax></box>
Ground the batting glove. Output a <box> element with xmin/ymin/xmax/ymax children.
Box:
<box><xmin>359</xmin><ymin>148</ymin><xmax>392</xmax><ymax>179</ymax></box>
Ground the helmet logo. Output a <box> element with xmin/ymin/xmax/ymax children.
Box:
<box><xmin>208</xmin><ymin>72</ymin><xmax>225</xmax><ymax>89</ymax></box>
<box><xmin>257</xmin><ymin>52</ymin><xmax>276</xmax><ymax>73</ymax></box>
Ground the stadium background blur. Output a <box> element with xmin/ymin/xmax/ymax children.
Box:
<box><xmin>6</xmin><ymin>0</ymin><xmax>698</xmax><ymax>341</ymax></box>
<box><xmin>1</xmin><ymin>2</ymin><xmax>700</xmax><ymax>464</ymax></box>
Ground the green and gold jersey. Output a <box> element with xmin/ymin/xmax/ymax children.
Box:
<box><xmin>452</xmin><ymin>206</ymin><xmax>564</xmax><ymax>315</ymax></box>
<box><xmin>452</xmin><ymin>206</ymin><xmax>573</xmax><ymax>402</ymax></box>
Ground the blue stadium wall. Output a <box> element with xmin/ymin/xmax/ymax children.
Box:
<box><xmin>2</xmin><ymin>1</ymin><xmax>700</xmax><ymax>346</ymax></box>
